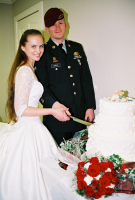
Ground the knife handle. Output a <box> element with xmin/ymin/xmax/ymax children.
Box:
<box><xmin>66</xmin><ymin>115</ymin><xmax>73</xmax><ymax>119</ymax></box>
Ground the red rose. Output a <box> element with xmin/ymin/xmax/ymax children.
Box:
<box><xmin>87</xmin><ymin>164</ymin><xmax>100</xmax><ymax>177</ymax></box>
<box><xmin>93</xmin><ymin>191</ymin><xmax>102</xmax><ymax>199</ymax></box>
<box><xmin>91</xmin><ymin>178</ymin><xmax>99</xmax><ymax>188</ymax></box>
<box><xmin>78</xmin><ymin>161</ymin><xmax>86</xmax><ymax>168</ymax></box>
<box><xmin>120</xmin><ymin>163</ymin><xmax>130</xmax><ymax>173</ymax></box>
<box><xmin>108</xmin><ymin>161</ymin><xmax>114</xmax><ymax>170</ymax></box>
<box><xmin>84</xmin><ymin>186</ymin><xmax>95</xmax><ymax>197</ymax></box>
<box><xmin>102</xmin><ymin>172</ymin><xmax>113</xmax><ymax>180</ymax></box>
<box><xmin>89</xmin><ymin>157</ymin><xmax>99</xmax><ymax>165</ymax></box>
<box><xmin>77</xmin><ymin>178</ymin><xmax>87</xmax><ymax>190</ymax></box>
<box><xmin>76</xmin><ymin>168</ymin><xmax>86</xmax><ymax>179</ymax></box>
<box><xmin>97</xmin><ymin>186</ymin><xmax>107</xmax><ymax>195</ymax></box>
<box><xmin>99</xmin><ymin>177</ymin><xmax>111</xmax><ymax>187</ymax></box>
<box><xmin>111</xmin><ymin>169</ymin><xmax>116</xmax><ymax>176</ymax></box>
<box><xmin>111</xmin><ymin>176</ymin><xmax>119</xmax><ymax>185</ymax></box>
<box><xmin>106</xmin><ymin>187</ymin><xmax>114</xmax><ymax>196</ymax></box>
<box><xmin>99</xmin><ymin>162</ymin><xmax>109</xmax><ymax>172</ymax></box>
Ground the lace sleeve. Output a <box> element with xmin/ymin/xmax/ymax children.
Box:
<box><xmin>14</xmin><ymin>66</ymin><xmax>34</xmax><ymax>117</ymax></box>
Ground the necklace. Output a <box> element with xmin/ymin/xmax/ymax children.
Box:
<box><xmin>28</xmin><ymin>62</ymin><xmax>34</xmax><ymax>71</ymax></box>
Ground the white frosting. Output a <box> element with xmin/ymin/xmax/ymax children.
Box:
<box><xmin>99</xmin><ymin>98</ymin><xmax>135</xmax><ymax>117</ymax></box>
<box><xmin>86</xmin><ymin>97</ymin><xmax>135</xmax><ymax>162</ymax></box>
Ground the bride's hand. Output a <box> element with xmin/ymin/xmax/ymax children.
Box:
<box><xmin>52</xmin><ymin>107</ymin><xmax>71</xmax><ymax>121</ymax></box>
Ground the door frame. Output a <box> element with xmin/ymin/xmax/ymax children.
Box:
<box><xmin>14</xmin><ymin>1</ymin><xmax>44</xmax><ymax>52</ymax></box>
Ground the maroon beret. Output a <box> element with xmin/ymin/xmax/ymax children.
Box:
<box><xmin>44</xmin><ymin>8</ymin><xmax>64</xmax><ymax>28</ymax></box>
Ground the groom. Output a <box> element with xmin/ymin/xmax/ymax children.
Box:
<box><xmin>35</xmin><ymin>7</ymin><xmax>96</xmax><ymax>145</ymax></box>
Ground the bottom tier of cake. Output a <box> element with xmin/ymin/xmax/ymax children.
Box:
<box><xmin>86</xmin><ymin>125</ymin><xmax>135</xmax><ymax>162</ymax></box>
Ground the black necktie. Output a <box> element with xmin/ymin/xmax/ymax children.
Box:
<box><xmin>59</xmin><ymin>43</ymin><xmax>67</xmax><ymax>55</ymax></box>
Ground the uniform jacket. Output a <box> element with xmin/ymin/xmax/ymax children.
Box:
<box><xmin>35</xmin><ymin>38</ymin><xmax>96</xmax><ymax>136</ymax></box>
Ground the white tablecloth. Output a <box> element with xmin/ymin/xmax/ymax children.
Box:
<box><xmin>75</xmin><ymin>192</ymin><xmax>135</xmax><ymax>200</ymax></box>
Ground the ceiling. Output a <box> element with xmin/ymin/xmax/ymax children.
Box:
<box><xmin>0</xmin><ymin>0</ymin><xmax>16</xmax><ymax>4</ymax></box>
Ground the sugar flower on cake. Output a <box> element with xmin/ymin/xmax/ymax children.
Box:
<box><xmin>109</xmin><ymin>90</ymin><xmax>132</xmax><ymax>102</ymax></box>
<box><xmin>119</xmin><ymin>91</ymin><xmax>124</xmax><ymax>97</ymax></box>
<box><xmin>111</xmin><ymin>90</ymin><xmax>124</xmax><ymax>101</ymax></box>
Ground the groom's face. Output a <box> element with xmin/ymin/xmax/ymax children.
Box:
<box><xmin>45</xmin><ymin>19</ymin><xmax>67</xmax><ymax>43</ymax></box>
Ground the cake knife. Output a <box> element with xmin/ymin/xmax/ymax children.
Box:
<box><xmin>68</xmin><ymin>115</ymin><xmax>93</xmax><ymax>126</ymax></box>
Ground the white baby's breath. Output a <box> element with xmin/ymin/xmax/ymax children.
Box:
<box><xmin>105</xmin><ymin>168</ymin><xmax>111</xmax><ymax>172</ymax></box>
<box><xmin>109</xmin><ymin>183</ymin><xmax>115</xmax><ymax>188</ymax></box>
<box><xmin>95</xmin><ymin>174</ymin><xmax>101</xmax><ymax>180</ymax></box>
<box><xmin>84</xmin><ymin>162</ymin><xmax>91</xmax><ymax>169</ymax></box>
<box><xmin>84</xmin><ymin>175</ymin><xmax>93</xmax><ymax>185</ymax></box>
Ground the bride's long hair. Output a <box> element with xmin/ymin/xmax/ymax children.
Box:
<box><xmin>6</xmin><ymin>29</ymin><xmax>44</xmax><ymax>123</ymax></box>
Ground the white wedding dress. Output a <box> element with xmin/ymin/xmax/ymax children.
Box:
<box><xmin>0</xmin><ymin>66</ymin><xmax>78</xmax><ymax>200</ymax></box>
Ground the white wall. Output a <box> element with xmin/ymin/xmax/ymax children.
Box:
<box><xmin>1</xmin><ymin>0</ymin><xmax>134</xmax><ymax>122</ymax></box>
<box><xmin>0</xmin><ymin>4</ymin><xmax>14</xmax><ymax>122</ymax></box>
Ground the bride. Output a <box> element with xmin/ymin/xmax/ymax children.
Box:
<box><xmin>0</xmin><ymin>29</ymin><xmax>78</xmax><ymax>200</ymax></box>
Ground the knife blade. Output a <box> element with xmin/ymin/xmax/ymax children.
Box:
<box><xmin>68</xmin><ymin>115</ymin><xmax>93</xmax><ymax>126</ymax></box>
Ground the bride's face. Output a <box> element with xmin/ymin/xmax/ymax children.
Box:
<box><xmin>21</xmin><ymin>35</ymin><xmax>44</xmax><ymax>63</ymax></box>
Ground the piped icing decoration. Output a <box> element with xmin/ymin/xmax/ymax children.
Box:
<box><xmin>104</xmin><ymin>90</ymin><xmax>135</xmax><ymax>102</ymax></box>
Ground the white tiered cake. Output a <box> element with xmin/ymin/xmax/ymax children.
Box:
<box><xmin>86</xmin><ymin>91</ymin><xmax>135</xmax><ymax>162</ymax></box>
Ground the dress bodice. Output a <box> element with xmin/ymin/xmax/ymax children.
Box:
<box><xmin>27</xmin><ymin>80</ymin><xmax>43</xmax><ymax>108</ymax></box>
<box><xmin>14</xmin><ymin>66</ymin><xmax>43</xmax><ymax>119</ymax></box>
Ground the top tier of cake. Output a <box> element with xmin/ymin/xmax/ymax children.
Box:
<box><xmin>99</xmin><ymin>98</ymin><xmax>135</xmax><ymax>118</ymax></box>
<box><xmin>100</xmin><ymin>91</ymin><xmax>135</xmax><ymax>118</ymax></box>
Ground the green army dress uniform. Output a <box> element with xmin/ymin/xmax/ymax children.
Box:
<box><xmin>35</xmin><ymin>38</ymin><xmax>96</xmax><ymax>145</ymax></box>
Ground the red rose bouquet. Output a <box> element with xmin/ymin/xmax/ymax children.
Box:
<box><xmin>75</xmin><ymin>155</ymin><xmax>121</xmax><ymax>199</ymax></box>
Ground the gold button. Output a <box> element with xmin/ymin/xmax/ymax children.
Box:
<box><xmin>68</xmin><ymin>66</ymin><xmax>71</xmax><ymax>69</ymax></box>
<box><xmin>74</xmin><ymin>92</ymin><xmax>76</xmax><ymax>95</ymax></box>
<box><xmin>70</xmin><ymin>74</ymin><xmax>73</xmax><ymax>77</ymax></box>
<box><xmin>55</xmin><ymin>68</ymin><xmax>58</xmax><ymax>70</ymax></box>
<box><xmin>73</xmin><ymin>83</ymin><xmax>75</xmax><ymax>86</ymax></box>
